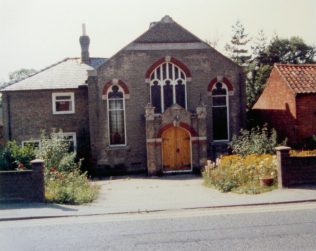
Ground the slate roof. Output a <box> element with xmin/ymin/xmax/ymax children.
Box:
<box><xmin>276</xmin><ymin>64</ymin><xmax>316</xmax><ymax>94</ymax></box>
<box><xmin>133</xmin><ymin>15</ymin><xmax>203</xmax><ymax>44</ymax></box>
<box><xmin>2</xmin><ymin>57</ymin><xmax>107</xmax><ymax>91</ymax></box>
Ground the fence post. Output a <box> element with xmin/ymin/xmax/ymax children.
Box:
<box><xmin>30</xmin><ymin>159</ymin><xmax>45</xmax><ymax>202</ymax></box>
<box><xmin>275</xmin><ymin>146</ymin><xmax>291</xmax><ymax>188</ymax></box>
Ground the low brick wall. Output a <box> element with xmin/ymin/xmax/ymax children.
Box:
<box><xmin>0</xmin><ymin>159</ymin><xmax>45</xmax><ymax>202</ymax></box>
<box><xmin>276</xmin><ymin>147</ymin><xmax>316</xmax><ymax>188</ymax></box>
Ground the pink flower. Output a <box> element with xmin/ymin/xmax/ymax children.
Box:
<box><xmin>17</xmin><ymin>162</ymin><xmax>25</xmax><ymax>170</ymax></box>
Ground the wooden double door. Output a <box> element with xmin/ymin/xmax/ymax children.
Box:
<box><xmin>162</xmin><ymin>127</ymin><xmax>191</xmax><ymax>172</ymax></box>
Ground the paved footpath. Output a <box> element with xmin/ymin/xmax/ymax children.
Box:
<box><xmin>1</xmin><ymin>174</ymin><xmax>316</xmax><ymax>221</ymax></box>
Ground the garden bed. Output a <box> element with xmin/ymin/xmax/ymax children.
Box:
<box><xmin>203</xmin><ymin>154</ymin><xmax>278</xmax><ymax>194</ymax></box>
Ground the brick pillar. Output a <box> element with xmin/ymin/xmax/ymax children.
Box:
<box><xmin>196</xmin><ymin>103</ymin><xmax>207</xmax><ymax>170</ymax></box>
<box><xmin>145</xmin><ymin>103</ymin><xmax>157</xmax><ymax>176</ymax></box>
<box><xmin>275</xmin><ymin>146</ymin><xmax>291</xmax><ymax>188</ymax></box>
<box><xmin>87</xmin><ymin>69</ymin><xmax>98</xmax><ymax>168</ymax></box>
<box><xmin>30</xmin><ymin>159</ymin><xmax>45</xmax><ymax>202</ymax></box>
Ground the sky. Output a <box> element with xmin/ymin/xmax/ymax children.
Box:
<box><xmin>0</xmin><ymin>0</ymin><xmax>315</xmax><ymax>82</ymax></box>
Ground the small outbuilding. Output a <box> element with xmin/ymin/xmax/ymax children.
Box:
<box><xmin>253</xmin><ymin>64</ymin><xmax>316</xmax><ymax>146</ymax></box>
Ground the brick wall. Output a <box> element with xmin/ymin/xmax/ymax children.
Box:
<box><xmin>254</xmin><ymin>68</ymin><xmax>316</xmax><ymax>145</ymax></box>
<box><xmin>276</xmin><ymin>147</ymin><xmax>316</xmax><ymax>187</ymax></box>
<box><xmin>0</xmin><ymin>159</ymin><xmax>44</xmax><ymax>202</ymax></box>
<box><xmin>296</xmin><ymin>94</ymin><xmax>316</xmax><ymax>141</ymax></box>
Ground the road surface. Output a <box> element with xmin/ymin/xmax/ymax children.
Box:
<box><xmin>1</xmin><ymin>203</ymin><xmax>316</xmax><ymax>251</ymax></box>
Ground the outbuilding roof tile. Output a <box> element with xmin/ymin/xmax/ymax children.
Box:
<box><xmin>276</xmin><ymin>64</ymin><xmax>316</xmax><ymax>94</ymax></box>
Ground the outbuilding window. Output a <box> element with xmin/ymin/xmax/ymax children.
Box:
<box><xmin>52</xmin><ymin>92</ymin><xmax>75</xmax><ymax>114</ymax></box>
<box><xmin>150</xmin><ymin>62</ymin><xmax>187</xmax><ymax>113</ymax></box>
<box><xmin>212</xmin><ymin>82</ymin><xmax>229</xmax><ymax>141</ymax></box>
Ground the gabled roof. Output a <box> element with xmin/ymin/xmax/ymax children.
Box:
<box><xmin>133</xmin><ymin>15</ymin><xmax>203</xmax><ymax>44</ymax></box>
<box><xmin>1</xmin><ymin>57</ymin><xmax>107</xmax><ymax>91</ymax></box>
<box><xmin>275</xmin><ymin>64</ymin><xmax>316</xmax><ymax>94</ymax></box>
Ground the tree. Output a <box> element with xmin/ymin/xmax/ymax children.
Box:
<box><xmin>246</xmin><ymin>34</ymin><xmax>316</xmax><ymax>110</ymax></box>
<box><xmin>263</xmin><ymin>36</ymin><xmax>315</xmax><ymax>65</ymax></box>
<box><xmin>246</xmin><ymin>64</ymin><xmax>272</xmax><ymax>110</ymax></box>
<box><xmin>251</xmin><ymin>30</ymin><xmax>268</xmax><ymax>64</ymax></box>
<box><xmin>246</xmin><ymin>30</ymin><xmax>270</xmax><ymax>109</ymax></box>
<box><xmin>225</xmin><ymin>21</ymin><xmax>251</xmax><ymax>66</ymax></box>
<box><xmin>9</xmin><ymin>68</ymin><xmax>36</xmax><ymax>81</ymax></box>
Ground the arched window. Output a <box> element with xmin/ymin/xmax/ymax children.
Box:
<box><xmin>212</xmin><ymin>82</ymin><xmax>229</xmax><ymax>141</ymax></box>
<box><xmin>150</xmin><ymin>62</ymin><xmax>187</xmax><ymax>113</ymax></box>
<box><xmin>107</xmin><ymin>85</ymin><xmax>126</xmax><ymax>146</ymax></box>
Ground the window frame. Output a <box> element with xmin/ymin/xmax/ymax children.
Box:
<box><xmin>211</xmin><ymin>82</ymin><xmax>230</xmax><ymax>142</ymax></box>
<box><xmin>22</xmin><ymin>140</ymin><xmax>41</xmax><ymax>149</ymax></box>
<box><xmin>107</xmin><ymin>85</ymin><xmax>127</xmax><ymax>147</ymax></box>
<box><xmin>53</xmin><ymin>132</ymin><xmax>77</xmax><ymax>152</ymax></box>
<box><xmin>149</xmin><ymin>62</ymin><xmax>187</xmax><ymax>114</ymax></box>
<box><xmin>52</xmin><ymin>92</ymin><xmax>75</xmax><ymax>115</ymax></box>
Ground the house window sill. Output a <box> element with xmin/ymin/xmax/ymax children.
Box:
<box><xmin>105</xmin><ymin>145</ymin><xmax>131</xmax><ymax>151</ymax></box>
<box><xmin>52</xmin><ymin>112</ymin><xmax>75</xmax><ymax>115</ymax></box>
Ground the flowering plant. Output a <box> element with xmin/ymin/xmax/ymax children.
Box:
<box><xmin>16</xmin><ymin>162</ymin><xmax>25</xmax><ymax>171</ymax></box>
<box><xmin>203</xmin><ymin>154</ymin><xmax>278</xmax><ymax>193</ymax></box>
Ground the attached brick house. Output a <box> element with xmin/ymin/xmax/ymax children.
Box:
<box><xmin>1</xmin><ymin>16</ymin><xmax>246</xmax><ymax>175</ymax></box>
<box><xmin>253</xmin><ymin>64</ymin><xmax>316</xmax><ymax>146</ymax></box>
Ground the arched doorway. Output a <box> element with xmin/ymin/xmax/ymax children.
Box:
<box><xmin>162</xmin><ymin>126</ymin><xmax>192</xmax><ymax>172</ymax></box>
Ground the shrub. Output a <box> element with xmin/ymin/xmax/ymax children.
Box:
<box><xmin>45</xmin><ymin>168</ymin><xmax>98</xmax><ymax>204</ymax></box>
<box><xmin>37</xmin><ymin>131</ymin><xmax>98</xmax><ymax>204</ymax></box>
<box><xmin>36</xmin><ymin>132</ymin><xmax>77</xmax><ymax>173</ymax></box>
<box><xmin>296</xmin><ymin>135</ymin><xmax>316</xmax><ymax>150</ymax></box>
<box><xmin>203</xmin><ymin>154</ymin><xmax>277</xmax><ymax>193</ymax></box>
<box><xmin>231</xmin><ymin>125</ymin><xmax>282</xmax><ymax>156</ymax></box>
<box><xmin>290</xmin><ymin>149</ymin><xmax>316</xmax><ymax>157</ymax></box>
<box><xmin>0</xmin><ymin>141</ymin><xmax>35</xmax><ymax>170</ymax></box>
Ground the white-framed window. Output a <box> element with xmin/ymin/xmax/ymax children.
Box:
<box><xmin>52</xmin><ymin>92</ymin><xmax>75</xmax><ymax>114</ymax></box>
<box><xmin>107</xmin><ymin>85</ymin><xmax>126</xmax><ymax>146</ymax></box>
<box><xmin>54</xmin><ymin>132</ymin><xmax>77</xmax><ymax>152</ymax></box>
<box><xmin>22</xmin><ymin>140</ymin><xmax>41</xmax><ymax>149</ymax></box>
<box><xmin>212</xmin><ymin>82</ymin><xmax>230</xmax><ymax>141</ymax></box>
<box><xmin>149</xmin><ymin>62</ymin><xmax>187</xmax><ymax>113</ymax></box>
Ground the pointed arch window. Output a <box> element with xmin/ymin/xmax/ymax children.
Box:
<box><xmin>212</xmin><ymin>82</ymin><xmax>229</xmax><ymax>141</ymax></box>
<box><xmin>150</xmin><ymin>62</ymin><xmax>187</xmax><ymax>113</ymax></box>
<box><xmin>107</xmin><ymin>85</ymin><xmax>126</xmax><ymax>146</ymax></box>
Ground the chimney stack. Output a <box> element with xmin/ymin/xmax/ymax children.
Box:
<box><xmin>79</xmin><ymin>23</ymin><xmax>90</xmax><ymax>64</ymax></box>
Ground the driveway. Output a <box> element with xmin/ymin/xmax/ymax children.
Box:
<box><xmin>93</xmin><ymin>174</ymin><xmax>218</xmax><ymax>212</ymax></box>
<box><xmin>91</xmin><ymin>174</ymin><xmax>316</xmax><ymax>213</ymax></box>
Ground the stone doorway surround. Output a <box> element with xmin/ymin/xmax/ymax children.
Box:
<box><xmin>145</xmin><ymin>103</ymin><xmax>207</xmax><ymax>175</ymax></box>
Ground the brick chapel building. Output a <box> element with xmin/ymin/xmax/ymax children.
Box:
<box><xmin>1</xmin><ymin>16</ymin><xmax>246</xmax><ymax>175</ymax></box>
<box><xmin>253</xmin><ymin>64</ymin><xmax>316</xmax><ymax>146</ymax></box>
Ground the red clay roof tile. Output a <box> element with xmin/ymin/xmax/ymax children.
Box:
<box><xmin>276</xmin><ymin>64</ymin><xmax>316</xmax><ymax>94</ymax></box>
